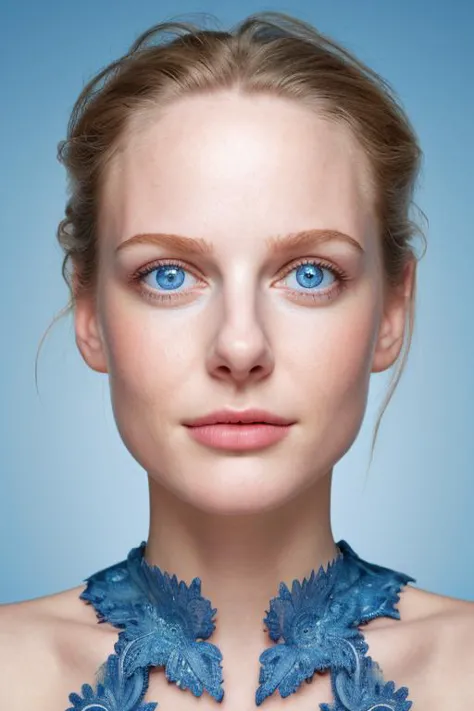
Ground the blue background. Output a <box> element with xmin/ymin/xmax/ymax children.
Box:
<box><xmin>1</xmin><ymin>0</ymin><xmax>473</xmax><ymax>604</ymax></box>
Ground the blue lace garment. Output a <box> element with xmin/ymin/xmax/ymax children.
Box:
<box><xmin>66</xmin><ymin>540</ymin><xmax>415</xmax><ymax>710</ymax></box>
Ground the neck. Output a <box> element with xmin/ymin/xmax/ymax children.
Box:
<box><xmin>144</xmin><ymin>471</ymin><xmax>338</xmax><ymax>644</ymax></box>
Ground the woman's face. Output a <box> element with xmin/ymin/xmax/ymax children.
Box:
<box><xmin>76</xmin><ymin>91</ymin><xmax>401</xmax><ymax>514</ymax></box>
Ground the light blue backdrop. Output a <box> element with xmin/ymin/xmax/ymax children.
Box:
<box><xmin>1</xmin><ymin>0</ymin><xmax>473</xmax><ymax>604</ymax></box>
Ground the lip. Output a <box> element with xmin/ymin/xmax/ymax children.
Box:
<box><xmin>182</xmin><ymin>408</ymin><xmax>296</xmax><ymax>427</ymax></box>
<box><xmin>185</xmin><ymin>422</ymin><xmax>294</xmax><ymax>451</ymax></box>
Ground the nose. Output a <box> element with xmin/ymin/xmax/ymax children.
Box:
<box><xmin>207</xmin><ymin>295</ymin><xmax>275</xmax><ymax>386</ymax></box>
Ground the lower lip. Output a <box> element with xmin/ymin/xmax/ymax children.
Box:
<box><xmin>184</xmin><ymin>423</ymin><xmax>293</xmax><ymax>451</ymax></box>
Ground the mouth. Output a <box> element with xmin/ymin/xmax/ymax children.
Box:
<box><xmin>184</xmin><ymin>421</ymin><xmax>294</xmax><ymax>451</ymax></box>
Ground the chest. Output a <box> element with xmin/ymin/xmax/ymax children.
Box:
<box><xmin>46</xmin><ymin>660</ymin><xmax>441</xmax><ymax>711</ymax></box>
<box><xmin>143</xmin><ymin>662</ymin><xmax>334</xmax><ymax>710</ymax></box>
<box><xmin>57</xmin><ymin>626</ymin><xmax>440</xmax><ymax>711</ymax></box>
<box><xmin>30</xmin><ymin>617</ymin><xmax>459</xmax><ymax>711</ymax></box>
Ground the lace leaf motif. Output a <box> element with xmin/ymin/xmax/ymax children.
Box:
<box><xmin>114</xmin><ymin>607</ymin><xmax>224</xmax><ymax>700</ymax></box>
<box><xmin>66</xmin><ymin>653</ymin><xmax>156</xmax><ymax>711</ymax></box>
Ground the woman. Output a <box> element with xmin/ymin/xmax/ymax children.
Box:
<box><xmin>1</xmin><ymin>10</ymin><xmax>472</xmax><ymax>710</ymax></box>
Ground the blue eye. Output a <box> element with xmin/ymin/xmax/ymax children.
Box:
<box><xmin>133</xmin><ymin>258</ymin><xmax>346</xmax><ymax>304</ymax></box>
<box><xmin>283</xmin><ymin>261</ymin><xmax>336</xmax><ymax>292</ymax></box>
<box><xmin>142</xmin><ymin>263</ymin><xmax>197</xmax><ymax>292</ymax></box>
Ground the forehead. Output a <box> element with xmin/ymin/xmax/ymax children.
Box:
<box><xmin>99</xmin><ymin>92</ymin><xmax>377</xmax><ymax>256</ymax></box>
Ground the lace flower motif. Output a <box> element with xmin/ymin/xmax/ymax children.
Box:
<box><xmin>320</xmin><ymin>655</ymin><xmax>413</xmax><ymax>711</ymax></box>
<box><xmin>255</xmin><ymin>542</ymin><xmax>415</xmax><ymax>707</ymax></box>
<box><xmin>256</xmin><ymin>554</ymin><xmax>369</xmax><ymax>705</ymax></box>
<box><xmin>66</xmin><ymin>653</ymin><xmax>156</xmax><ymax>711</ymax></box>
<box><xmin>80</xmin><ymin>542</ymin><xmax>224</xmax><ymax>701</ymax></box>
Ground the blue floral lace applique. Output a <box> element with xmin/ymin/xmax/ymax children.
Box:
<box><xmin>336</xmin><ymin>540</ymin><xmax>415</xmax><ymax>624</ymax></box>
<box><xmin>71</xmin><ymin>540</ymin><xmax>415</xmax><ymax>710</ymax></box>
<box><xmin>80</xmin><ymin>542</ymin><xmax>224</xmax><ymax>701</ymax></box>
<box><xmin>321</xmin><ymin>655</ymin><xmax>412</xmax><ymax>711</ymax></box>
<box><xmin>66</xmin><ymin>650</ymin><xmax>156</xmax><ymax>711</ymax></box>
<box><xmin>256</xmin><ymin>556</ymin><xmax>368</xmax><ymax>705</ymax></box>
<box><xmin>79</xmin><ymin>543</ymin><xmax>149</xmax><ymax>626</ymax></box>
<box><xmin>255</xmin><ymin>540</ymin><xmax>415</xmax><ymax>706</ymax></box>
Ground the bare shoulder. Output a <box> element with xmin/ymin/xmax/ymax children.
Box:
<box><xmin>0</xmin><ymin>582</ymin><xmax>96</xmax><ymax>646</ymax></box>
<box><xmin>399</xmin><ymin>581</ymin><xmax>474</xmax><ymax>622</ymax></box>
<box><xmin>364</xmin><ymin>583</ymin><xmax>474</xmax><ymax>707</ymax></box>
<box><xmin>408</xmin><ymin>585</ymin><xmax>474</xmax><ymax>703</ymax></box>
<box><xmin>0</xmin><ymin>585</ymin><xmax>117</xmax><ymax>709</ymax></box>
<box><xmin>395</xmin><ymin>582</ymin><xmax>474</xmax><ymax>662</ymax></box>
<box><xmin>404</xmin><ymin>582</ymin><xmax>474</xmax><ymax>656</ymax></box>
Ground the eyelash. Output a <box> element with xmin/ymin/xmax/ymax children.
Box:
<box><xmin>129</xmin><ymin>257</ymin><xmax>350</xmax><ymax>305</ymax></box>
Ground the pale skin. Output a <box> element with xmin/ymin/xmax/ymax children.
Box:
<box><xmin>1</xmin><ymin>91</ymin><xmax>473</xmax><ymax>709</ymax></box>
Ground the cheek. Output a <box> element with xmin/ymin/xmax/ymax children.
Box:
<box><xmin>98</xmin><ymin>289</ymin><xmax>198</xmax><ymax>414</ymax></box>
<box><xmin>99</xmin><ymin>298</ymin><xmax>198</xmax><ymax>468</ymax></box>
<box><xmin>325</xmin><ymin>324</ymin><xmax>374</xmax><ymax>434</ymax></box>
<box><xmin>285</xmin><ymin>297</ymin><xmax>378</xmax><ymax>399</ymax></box>
<box><xmin>282</xmin><ymin>291</ymin><xmax>380</xmax><ymax>463</ymax></box>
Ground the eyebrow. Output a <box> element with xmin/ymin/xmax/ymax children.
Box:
<box><xmin>116</xmin><ymin>228</ymin><xmax>364</xmax><ymax>256</ymax></box>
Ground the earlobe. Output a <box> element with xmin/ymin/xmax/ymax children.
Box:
<box><xmin>74</xmin><ymin>295</ymin><xmax>109</xmax><ymax>374</ymax></box>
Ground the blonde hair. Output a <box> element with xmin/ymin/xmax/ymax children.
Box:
<box><xmin>37</xmin><ymin>11</ymin><xmax>427</xmax><ymax>471</ymax></box>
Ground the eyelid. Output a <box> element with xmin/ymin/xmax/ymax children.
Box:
<box><xmin>130</xmin><ymin>254</ymin><xmax>347</xmax><ymax>283</ymax></box>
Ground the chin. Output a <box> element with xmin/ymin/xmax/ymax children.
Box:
<box><xmin>158</xmin><ymin>456</ymin><xmax>314</xmax><ymax>516</ymax></box>
<box><xmin>184</xmin><ymin>486</ymin><xmax>293</xmax><ymax>516</ymax></box>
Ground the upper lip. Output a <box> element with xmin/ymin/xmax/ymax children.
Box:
<box><xmin>183</xmin><ymin>408</ymin><xmax>296</xmax><ymax>427</ymax></box>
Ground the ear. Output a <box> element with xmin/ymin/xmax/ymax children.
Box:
<box><xmin>371</xmin><ymin>258</ymin><xmax>416</xmax><ymax>374</ymax></box>
<box><xmin>73</xmin><ymin>276</ymin><xmax>109</xmax><ymax>374</ymax></box>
